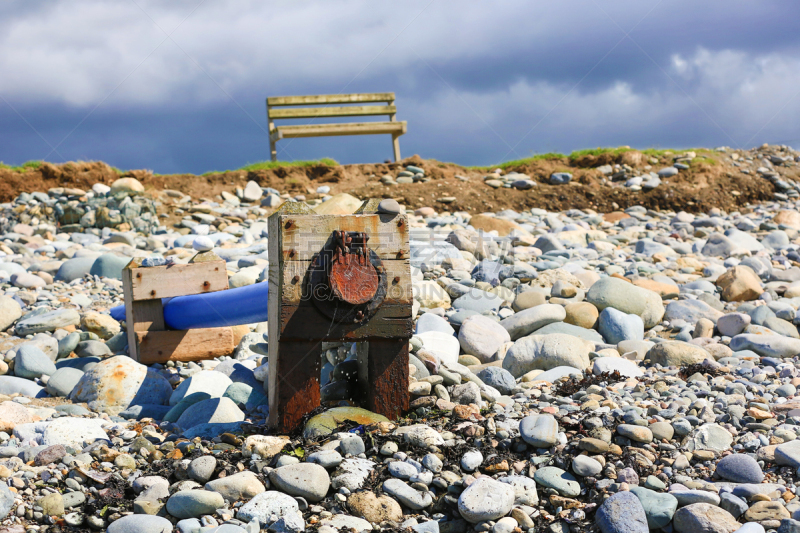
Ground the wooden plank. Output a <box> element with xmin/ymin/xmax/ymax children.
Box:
<box><xmin>267</xmin><ymin>93</ymin><xmax>395</xmax><ymax>106</ymax></box>
<box><xmin>276</xmin><ymin>214</ymin><xmax>409</xmax><ymax>261</ymax></box>
<box><xmin>268</xmin><ymin>340</ymin><xmax>321</xmax><ymax>432</ymax></box>
<box><xmin>269</xmin><ymin>105</ymin><xmax>396</xmax><ymax>119</ymax></box>
<box><xmin>364</xmin><ymin>339</ymin><xmax>409</xmax><ymax>419</ymax></box>
<box><xmin>267</xmin><ymin>212</ymin><xmax>283</xmax><ymax>426</ymax></box>
<box><xmin>274</xmin><ymin>121</ymin><xmax>406</xmax><ymax>139</ymax></box>
<box><xmin>128</xmin><ymin>260</ymin><xmax>228</xmax><ymax>301</ymax></box>
<box><xmin>136</xmin><ymin>328</ymin><xmax>234</xmax><ymax>365</ymax></box>
<box><xmin>122</xmin><ymin>267</ymin><xmax>165</xmax><ymax>362</ymax></box>
<box><xmin>280</xmin><ymin>258</ymin><xmax>412</xmax><ymax>305</ymax></box>
<box><xmin>279</xmin><ymin>302</ymin><xmax>412</xmax><ymax>341</ymax></box>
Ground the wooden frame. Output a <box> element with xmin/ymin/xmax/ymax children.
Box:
<box><xmin>266</xmin><ymin>92</ymin><xmax>406</xmax><ymax>163</ymax></box>
<box><xmin>267</xmin><ymin>205</ymin><xmax>412</xmax><ymax>432</ymax></box>
<box><xmin>122</xmin><ymin>254</ymin><xmax>245</xmax><ymax>365</ymax></box>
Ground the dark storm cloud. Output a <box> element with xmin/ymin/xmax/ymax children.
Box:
<box><xmin>1</xmin><ymin>0</ymin><xmax>799</xmax><ymax>173</ymax></box>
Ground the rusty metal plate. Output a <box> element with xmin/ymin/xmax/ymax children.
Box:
<box><xmin>329</xmin><ymin>259</ymin><xmax>379</xmax><ymax>305</ymax></box>
<box><xmin>309</xmin><ymin>230</ymin><xmax>387</xmax><ymax>323</ymax></box>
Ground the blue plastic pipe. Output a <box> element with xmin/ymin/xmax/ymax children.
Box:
<box><xmin>109</xmin><ymin>281</ymin><xmax>270</xmax><ymax>330</ymax></box>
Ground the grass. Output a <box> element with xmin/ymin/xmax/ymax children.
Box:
<box><xmin>202</xmin><ymin>158</ymin><xmax>339</xmax><ymax>175</ymax></box>
<box><xmin>568</xmin><ymin>147</ymin><xmax>635</xmax><ymax>160</ymax></box>
<box><xmin>0</xmin><ymin>160</ymin><xmax>44</xmax><ymax>172</ymax></box>
<box><xmin>469</xmin><ymin>152</ymin><xmax>567</xmax><ymax>170</ymax></box>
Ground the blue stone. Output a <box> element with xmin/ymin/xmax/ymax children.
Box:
<box><xmin>476</xmin><ymin>367</ymin><xmax>516</xmax><ymax>395</ymax></box>
<box><xmin>715</xmin><ymin>453</ymin><xmax>764</xmax><ymax>483</ymax></box>
<box><xmin>595</xmin><ymin>490</ymin><xmax>648</xmax><ymax>533</ymax></box>
<box><xmin>89</xmin><ymin>253</ymin><xmax>132</xmax><ymax>280</ymax></box>
<box><xmin>598</xmin><ymin>307</ymin><xmax>644</xmax><ymax>344</ymax></box>
<box><xmin>471</xmin><ymin>260</ymin><xmax>510</xmax><ymax>287</ymax></box>
<box><xmin>549</xmin><ymin>172</ymin><xmax>572</xmax><ymax>185</ymax></box>
<box><xmin>14</xmin><ymin>345</ymin><xmax>56</xmax><ymax>379</ymax></box>
<box><xmin>452</xmin><ymin>290</ymin><xmax>503</xmax><ymax>313</ymax></box>
<box><xmin>54</xmin><ymin>255</ymin><xmax>98</xmax><ymax>282</ymax></box>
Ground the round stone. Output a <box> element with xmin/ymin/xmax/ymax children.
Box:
<box><xmin>165</xmin><ymin>489</ymin><xmax>225</xmax><ymax>519</ymax></box>
<box><xmin>714</xmin><ymin>453</ymin><xmax>764</xmax><ymax>483</ymax></box>
<box><xmin>519</xmin><ymin>414</ymin><xmax>558</xmax><ymax>448</ymax></box>
<box><xmin>533</xmin><ymin>467</ymin><xmax>580</xmax><ymax>497</ymax></box>
<box><xmin>193</xmin><ymin>236</ymin><xmax>214</xmax><ymax>252</ymax></box>
<box><xmin>595</xmin><ymin>490</ymin><xmax>648</xmax><ymax>533</ymax></box>
<box><xmin>457</xmin><ymin>477</ymin><xmax>515</xmax><ymax>523</ymax></box>
<box><xmin>268</xmin><ymin>463</ymin><xmax>331</xmax><ymax>502</ymax></box>
<box><xmin>571</xmin><ymin>455</ymin><xmax>602</xmax><ymax>477</ymax></box>
<box><xmin>377</xmin><ymin>199</ymin><xmax>401</xmax><ymax>215</ymax></box>
<box><xmin>458</xmin><ymin>314</ymin><xmax>510</xmax><ymax>363</ymax></box>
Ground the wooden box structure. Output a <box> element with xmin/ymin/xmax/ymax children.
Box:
<box><xmin>268</xmin><ymin>202</ymin><xmax>413</xmax><ymax>432</ymax></box>
<box><xmin>122</xmin><ymin>254</ymin><xmax>245</xmax><ymax>364</ymax></box>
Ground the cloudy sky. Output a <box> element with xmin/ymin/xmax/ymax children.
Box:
<box><xmin>1</xmin><ymin>1</ymin><xmax>799</xmax><ymax>174</ymax></box>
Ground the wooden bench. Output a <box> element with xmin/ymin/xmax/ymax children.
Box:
<box><xmin>267</xmin><ymin>92</ymin><xmax>407</xmax><ymax>163</ymax></box>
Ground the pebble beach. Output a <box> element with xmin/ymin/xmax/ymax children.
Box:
<box><xmin>3</xmin><ymin>144</ymin><xmax>800</xmax><ymax>533</ymax></box>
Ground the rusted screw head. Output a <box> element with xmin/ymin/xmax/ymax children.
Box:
<box><xmin>393</xmin><ymin>276</ymin><xmax>400</xmax><ymax>284</ymax></box>
<box><xmin>288</xmin><ymin>249</ymin><xmax>296</xmax><ymax>258</ymax></box>
<box><xmin>292</xmin><ymin>275</ymin><xmax>300</xmax><ymax>283</ymax></box>
<box><xmin>397</xmin><ymin>219</ymin><xmax>404</xmax><ymax>227</ymax></box>
<box><xmin>285</xmin><ymin>220</ymin><xmax>294</xmax><ymax>229</ymax></box>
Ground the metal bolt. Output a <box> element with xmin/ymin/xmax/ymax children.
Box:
<box><xmin>397</xmin><ymin>219</ymin><xmax>404</xmax><ymax>227</ymax></box>
<box><xmin>285</xmin><ymin>220</ymin><xmax>294</xmax><ymax>229</ymax></box>
<box><xmin>393</xmin><ymin>276</ymin><xmax>400</xmax><ymax>284</ymax></box>
<box><xmin>292</xmin><ymin>275</ymin><xmax>300</xmax><ymax>283</ymax></box>
<box><xmin>289</xmin><ymin>249</ymin><xmax>296</xmax><ymax>258</ymax></box>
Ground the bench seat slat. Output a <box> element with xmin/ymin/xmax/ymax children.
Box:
<box><xmin>272</xmin><ymin>121</ymin><xmax>406</xmax><ymax>140</ymax></box>
<box><xmin>268</xmin><ymin>93</ymin><xmax>394</xmax><ymax>106</ymax></box>
<box><xmin>269</xmin><ymin>105</ymin><xmax>396</xmax><ymax>119</ymax></box>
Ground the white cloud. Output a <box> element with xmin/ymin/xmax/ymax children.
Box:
<box><xmin>2</xmin><ymin>0</ymin><xmax>800</xmax><ymax>168</ymax></box>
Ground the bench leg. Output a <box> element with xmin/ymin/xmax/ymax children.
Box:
<box><xmin>391</xmin><ymin>134</ymin><xmax>401</xmax><ymax>163</ymax></box>
<box><xmin>270</xmin><ymin>139</ymin><xmax>277</xmax><ymax>162</ymax></box>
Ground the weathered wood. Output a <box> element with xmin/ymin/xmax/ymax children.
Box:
<box><xmin>268</xmin><ymin>340</ymin><xmax>321</xmax><ymax>432</ymax></box>
<box><xmin>267</xmin><ymin>93</ymin><xmax>395</xmax><ymax>106</ymax></box>
<box><xmin>272</xmin><ymin>121</ymin><xmax>406</xmax><ymax>140</ymax></box>
<box><xmin>126</xmin><ymin>260</ymin><xmax>228</xmax><ymax>301</ymax></box>
<box><xmin>122</xmin><ymin>267</ymin><xmax>165</xmax><ymax>362</ymax></box>
<box><xmin>268</xmin><ymin>209</ymin><xmax>411</xmax><ymax>432</ymax></box>
<box><xmin>279</xmin><ymin>302</ymin><xmax>411</xmax><ymax>341</ymax></box>
<box><xmin>275</xmin><ymin>214</ymin><xmax>409</xmax><ymax>261</ymax></box>
<box><xmin>389</xmin><ymin>99</ymin><xmax>401</xmax><ymax>162</ymax></box>
<box><xmin>269</xmin><ymin>105</ymin><xmax>397</xmax><ymax>119</ymax></box>
<box><xmin>280</xmin><ymin>258</ymin><xmax>412</xmax><ymax>305</ymax></box>
<box><xmin>135</xmin><ymin>328</ymin><xmax>234</xmax><ymax>365</ymax></box>
<box><xmin>267</xmin><ymin>103</ymin><xmax>277</xmax><ymax>162</ymax></box>
<box><xmin>364</xmin><ymin>339</ymin><xmax>409</xmax><ymax>419</ymax></box>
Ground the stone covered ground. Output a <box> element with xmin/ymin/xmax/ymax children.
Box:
<box><xmin>3</xmin><ymin>144</ymin><xmax>800</xmax><ymax>533</ymax></box>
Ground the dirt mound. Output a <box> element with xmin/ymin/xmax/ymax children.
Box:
<box><xmin>0</xmin><ymin>148</ymin><xmax>793</xmax><ymax>214</ymax></box>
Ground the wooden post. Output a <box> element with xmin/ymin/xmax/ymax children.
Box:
<box><xmin>388</xmin><ymin>98</ymin><xmax>401</xmax><ymax>162</ymax></box>
<box><xmin>365</xmin><ymin>338</ymin><xmax>409</xmax><ymax>419</ymax></box>
<box><xmin>268</xmin><ymin>340</ymin><xmax>321</xmax><ymax>431</ymax></box>
<box><xmin>267</xmin><ymin>99</ymin><xmax>277</xmax><ymax>162</ymax></box>
<box><xmin>267</xmin><ymin>203</ymin><xmax>412</xmax><ymax>433</ymax></box>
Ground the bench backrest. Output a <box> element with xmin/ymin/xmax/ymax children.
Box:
<box><xmin>266</xmin><ymin>92</ymin><xmax>397</xmax><ymax>121</ymax></box>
